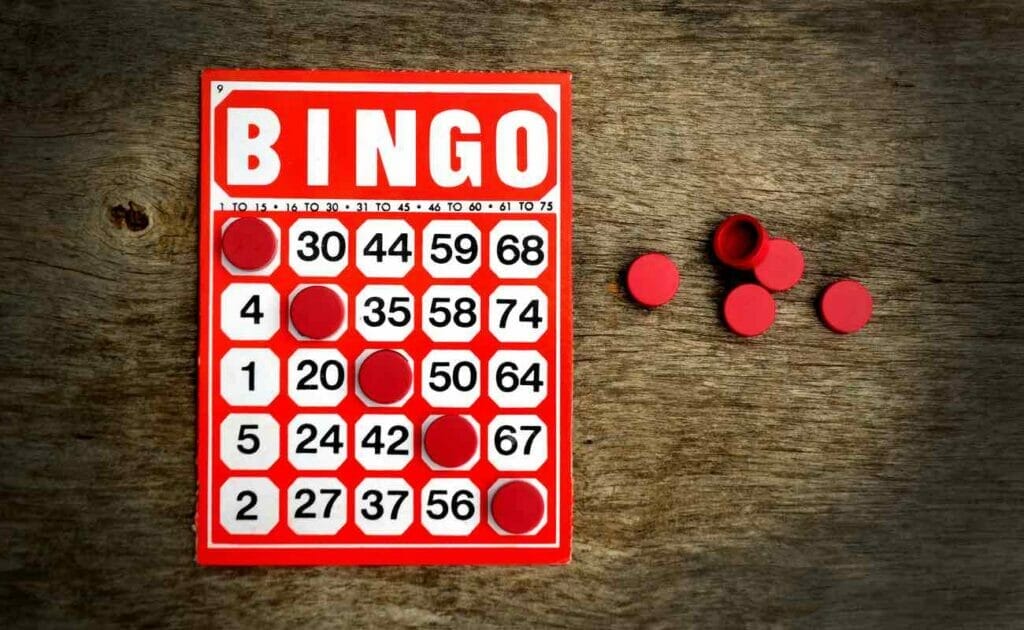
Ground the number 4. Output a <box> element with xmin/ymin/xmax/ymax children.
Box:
<box><xmin>364</xmin><ymin>233</ymin><xmax>411</xmax><ymax>262</ymax></box>
<box><xmin>240</xmin><ymin>294</ymin><xmax>263</xmax><ymax>324</ymax></box>
<box><xmin>496</xmin><ymin>298</ymin><xmax>541</xmax><ymax>328</ymax></box>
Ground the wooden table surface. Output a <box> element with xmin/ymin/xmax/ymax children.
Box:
<box><xmin>3</xmin><ymin>1</ymin><xmax>1023</xmax><ymax>627</ymax></box>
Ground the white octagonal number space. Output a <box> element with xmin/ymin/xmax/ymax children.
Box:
<box><xmin>354</xmin><ymin>414</ymin><xmax>414</xmax><ymax>471</ymax></box>
<box><xmin>219</xmin><ymin>477</ymin><xmax>279</xmax><ymax>535</ymax></box>
<box><xmin>422</xmin><ymin>220</ymin><xmax>482</xmax><ymax>278</ymax></box>
<box><xmin>420</xmin><ymin>478</ymin><xmax>481</xmax><ymax>536</ymax></box>
<box><xmin>220</xmin><ymin>283</ymin><xmax>280</xmax><ymax>341</ymax></box>
<box><xmin>287</xmin><ymin>414</ymin><xmax>347</xmax><ymax>470</ymax></box>
<box><xmin>487</xmin><ymin>350</ymin><xmax>548</xmax><ymax>408</ymax></box>
<box><xmin>487</xmin><ymin>415</ymin><xmax>548</xmax><ymax>471</ymax></box>
<box><xmin>289</xmin><ymin>218</ymin><xmax>348</xmax><ymax>277</ymax></box>
<box><xmin>287</xmin><ymin>349</ymin><xmax>347</xmax><ymax>407</ymax></box>
<box><xmin>488</xmin><ymin>285</ymin><xmax>548</xmax><ymax>343</ymax></box>
<box><xmin>356</xmin><ymin>220</ymin><xmax>414</xmax><ymax>278</ymax></box>
<box><xmin>220</xmin><ymin>348</ymin><xmax>279</xmax><ymax>407</ymax></box>
<box><xmin>489</xmin><ymin>220</ymin><xmax>548</xmax><ymax>279</ymax></box>
<box><xmin>422</xmin><ymin>285</ymin><xmax>481</xmax><ymax>343</ymax></box>
<box><xmin>422</xmin><ymin>350</ymin><xmax>481</xmax><ymax>408</ymax></box>
<box><xmin>355</xmin><ymin>284</ymin><xmax>415</xmax><ymax>342</ymax></box>
<box><xmin>287</xmin><ymin>477</ymin><xmax>347</xmax><ymax>535</ymax></box>
<box><xmin>220</xmin><ymin>413</ymin><xmax>280</xmax><ymax>471</ymax></box>
<box><xmin>355</xmin><ymin>477</ymin><xmax>414</xmax><ymax>536</ymax></box>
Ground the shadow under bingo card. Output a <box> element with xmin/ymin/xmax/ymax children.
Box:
<box><xmin>196</xmin><ymin>69</ymin><xmax>573</xmax><ymax>565</ymax></box>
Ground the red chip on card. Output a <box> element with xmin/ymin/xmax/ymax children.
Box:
<box><xmin>358</xmin><ymin>349</ymin><xmax>413</xmax><ymax>404</ymax></box>
<box><xmin>222</xmin><ymin>217</ymin><xmax>277</xmax><ymax>270</ymax></box>
<box><xmin>491</xmin><ymin>481</ymin><xmax>545</xmax><ymax>535</ymax></box>
<box><xmin>424</xmin><ymin>415</ymin><xmax>478</xmax><ymax>468</ymax></box>
<box><xmin>290</xmin><ymin>285</ymin><xmax>344</xmax><ymax>339</ymax></box>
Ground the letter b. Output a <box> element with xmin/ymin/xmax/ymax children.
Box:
<box><xmin>227</xmin><ymin>108</ymin><xmax>281</xmax><ymax>185</ymax></box>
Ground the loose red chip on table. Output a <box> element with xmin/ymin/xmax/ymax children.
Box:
<box><xmin>625</xmin><ymin>253</ymin><xmax>679</xmax><ymax>308</ymax></box>
<box><xmin>753</xmin><ymin>238</ymin><xmax>805</xmax><ymax>292</ymax></box>
<box><xmin>723</xmin><ymin>283</ymin><xmax>776</xmax><ymax>337</ymax></box>
<box><xmin>490</xmin><ymin>480</ymin><xmax>545</xmax><ymax>535</ymax></box>
<box><xmin>290</xmin><ymin>286</ymin><xmax>344</xmax><ymax>339</ymax></box>
<box><xmin>819</xmin><ymin>279</ymin><xmax>873</xmax><ymax>334</ymax></box>
<box><xmin>712</xmin><ymin>214</ymin><xmax>770</xmax><ymax>270</ymax></box>
<box><xmin>222</xmin><ymin>217</ymin><xmax>277</xmax><ymax>270</ymax></box>
<box><xmin>358</xmin><ymin>349</ymin><xmax>413</xmax><ymax>404</ymax></box>
<box><xmin>424</xmin><ymin>415</ymin><xmax>477</xmax><ymax>468</ymax></box>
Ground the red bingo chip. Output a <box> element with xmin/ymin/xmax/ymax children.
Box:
<box><xmin>358</xmin><ymin>349</ymin><xmax>413</xmax><ymax>404</ymax></box>
<box><xmin>424</xmin><ymin>415</ymin><xmax>478</xmax><ymax>468</ymax></box>
<box><xmin>290</xmin><ymin>285</ymin><xmax>344</xmax><ymax>339</ymax></box>
<box><xmin>221</xmin><ymin>217</ymin><xmax>277</xmax><ymax>270</ymax></box>
<box><xmin>713</xmin><ymin>214</ymin><xmax>769</xmax><ymax>270</ymax></box>
<box><xmin>491</xmin><ymin>481</ymin><xmax>545</xmax><ymax>535</ymax></box>
<box><xmin>723</xmin><ymin>283</ymin><xmax>776</xmax><ymax>337</ymax></box>
<box><xmin>753</xmin><ymin>238</ymin><xmax>805</xmax><ymax>292</ymax></box>
<box><xmin>819</xmin><ymin>279</ymin><xmax>873</xmax><ymax>334</ymax></box>
<box><xmin>625</xmin><ymin>253</ymin><xmax>679</xmax><ymax>308</ymax></box>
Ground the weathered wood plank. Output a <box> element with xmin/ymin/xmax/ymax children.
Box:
<box><xmin>2</xmin><ymin>0</ymin><xmax>1023</xmax><ymax>626</ymax></box>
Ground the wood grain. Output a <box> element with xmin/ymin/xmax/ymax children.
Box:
<box><xmin>2</xmin><ymin>0</ymin><xmax>1024</xmax><ymax>626</ymax></box>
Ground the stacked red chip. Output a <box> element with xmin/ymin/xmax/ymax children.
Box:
<box><xmin>712</xmin><ymin>214</ymin><xmax>802</xmax><ymax>337</ymax></box>
<box><xmin>711</xmin><ymin>213</ymin><xmax>870</xmax><ymax>336</ymax></box>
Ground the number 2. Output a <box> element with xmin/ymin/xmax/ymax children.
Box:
<box><xmin>235</xmin><ymin>490</ymin><xmax>258</xmax><ymax>520</ymax></box>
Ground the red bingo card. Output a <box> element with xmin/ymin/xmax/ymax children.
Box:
<box><xmin>196</xmin><ymin>69</ymin><xmax>573</xmax><ymax>565</ymax></box>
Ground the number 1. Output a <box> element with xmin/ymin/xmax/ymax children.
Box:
<box><xmin>241</xmin><ymin>361</ymin><xmax>255</xmax><ymax>390</ymax></box>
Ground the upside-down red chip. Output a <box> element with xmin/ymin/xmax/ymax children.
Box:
<box><xmin>221</xmin><ymin>217</ymin><xmax>277</xmax><ymax>270</ymax></box>
<box><xmin>358</xmin><ymin>349</ymin><xmax>413</xmax><ymax>404</ymax></box>
<box><xmin>424</xmin><ymin>415</ymin><xmax>478</xmax><ymax>468</ymax></box>
<box><xmin>712</xmin><ymin>214</ymin><xmax>770</xmax><ymax>270</ymax></box>
<box><xmin>819</xmin><ymin>279</ymin><xmax>872</xmax><ymax>334</ymax></box>
<box><xmin>490</xmin><ymin>480</ymin><xmax>545</xmax><ymax>535</ymax></box>
<box><xmin>625</xmin><ymin>253</ymin><xmax>680</xmax><ymax>308</ymax></box>
<box><xmin>723</xmin><ymin>283</ymin><xmax>776</xmax><ymax>337</ymax></box>
<box><xmin>753</xmin><ymin>238</ymin><xmax>805</xmax><ymax>292</ymax></box>
<box><xmin>290</xmin><ymin>285</ymin><xmax>344</xmax><ymax>339</ymax></box>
